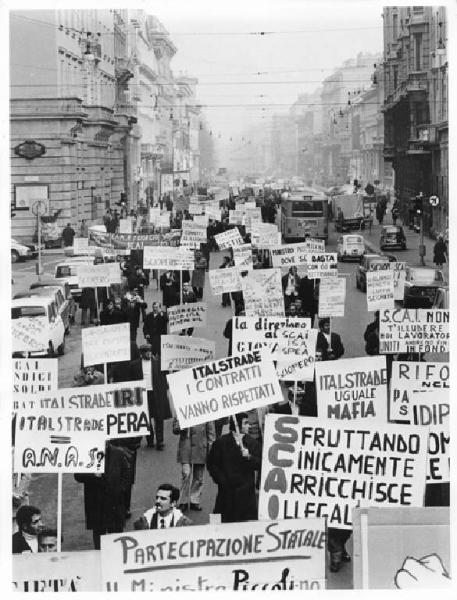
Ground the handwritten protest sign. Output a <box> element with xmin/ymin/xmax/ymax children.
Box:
<box><xmin>229</xmin><ymin>209</ymin><xmax>245</xmax><ymax>225</ymax></box>
<box><xmin>392</xmin><ymin>262</ymin><xmax>406</xmax><ymax>300</ymax></box>
<box><xmin>214</xmin><ymin>228</ymin><xmax>244</xmax><ymax>250</ymax></box>
<box><xmin>13</xmin><ymin>358</ymin><xmax>58</xmax><ymax>394</ymax></box>
<box><xmin>259</xmin><ymin>415</ymin><xmax>428</xmax><ymax>529</ymax></box>
<box><xmin>174</xmin><ymin>196</ymin><xmax>190</xmax><ymax>212</ymax></box>
<box><xmin>366</xmin><ymin>270</ymin><xmax>395</xmax><ymax>311</ymax></box>
<box><xmin>315</xmin><ymin>356</ymin><xmax>388</xmax><ymax>422</ymax></box>
<box><xmin>241</xmin><ymin>269</ymin><xmax>285</xmax><ymax>316</ymax></box>
<box><xmin>233</xmin><ymin>244</ymin><xmax>253</xmax><ymax>271</ymax></box>
<box><xmin>389</xmin><ymin>361</ymin><xmax>449</xmax><ymax>422</ymax></box>
<box><xmin>89</xmin><ymin>231</ymin><xmax>180</xmax><ymax>250</ymax></box>
<box><xmin>149</xmin><ymin>207</ymin><xmax>161</xmax><ymax>224</ymax></box>
<box><xmin>250</xmin><ymin>223</ymin><xmax>281</xmax><ymax>248</ymax></box>
<box><xmin>167</xmin><ymin>351</ymin><xmax>283</xmax><ymax>428</ymax></box>
<box><xmin>167</xmin><ymin>302</ymin><xmax>207</xmax><ymax>333</ymax></box>
<box><xmin>209</xmin><ymin>267</ymin><xmax>242</xmax><ymax>295</ymax></box>
<box><xmin>78</xmin><ymin>264</ymin><xmax>121</xmax><ymax>287</ymax></box>
<box><xmin>119</xmin><ymin>218</ymin><xmax>133</xmax><ymax>234</ymax></box>
<box><xmin>306</xmin><ymin>238</ymin><xmax>325</xmax><ymax>252</ymax></box>
<box><xmin>232</xmin><ymin>317</ymin><xmax>317</xmax><ymax>381</ymax></box>
<box><xmin>100</xmin><ymin>518</ymin><xmax>325</xmax><ymax>592</ymax></box>
<box><xmin>193</xmin><ymin>213</ymin><xmax>208</xmax><ymax>227</ymax></box>
<box><xmin>301</xmin><ymin>253</ymin><xmax>338</xmax><ymax>278</ymax></box>
<box><xmin>189</xmin><ymin>201</ymin><xmax>204</xmax><ymax>215</ymax></box>
<box><xmin>143</xmin><ymin>246</ymin><xmax>195</xmax><ymax>270</ymax></box>
<box><xmin>161</xmin><ymin>335</ymin><xmax>215</xmax><ymax>371</ymax></box>
<box><xmin>318</xmin><ymin>278</ymin><xmax>346</xmax><ymax>317</ymax></box>
<box><xmin>82</xmin><ymin>323</ymin><xmax>130</xmax><ymax>366</ymax></box>
<box><xmin>14</xmin><ymin>381</ymin><xmax>150</xmax><ymax>472</ymax></box>
<box><xmin>12</xmin><ymin>317</ymin><xmax>58</xmax><ymax>354</ymax></box>
<box><xmin>244</xmin><ymin>207</ymin><xmax>262</xmax><ymax>232</ymax></box>
<box><xmin>13</xmin><ymin>550</ymin><xmax>102</xmax><ymax>592</ymax></box>
<box><xmin>72</xmin><ymin>237</ymin><xmax>90</xmax><ymax>254</ymax></box>
<box><xmin>180</xmin><ymin>226</ymin><xmax>206</xmax><ymax>249</ymax></box>
<box><xmin>271</xmin><ymin>243</ymin><xmax>314</xmax><ymax>268</ymax></box>
<box><xmin>156</xmin><ymin>212</ymin><xmax>171</xmax><ymax>228</ymax></box>
<box><xmin>205</xmin><ymin>205</ymin><xmax>221</xmax><ymax>221</ymax></box>
<box><xmin>410</xmin><ymin>389</ymin><xmax>449</xmax><ymax>483</ymax></box>
<box><xmin>379</xmin><ymin>309</ymin><xmax>449</xmax><ymax>354</ymax></box>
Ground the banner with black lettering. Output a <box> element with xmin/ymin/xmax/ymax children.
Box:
<box><xmin>167</xmin><ymin>302</ymin><xmax>207</xmax><ymax>333</ymax></box>
<box><xmin>315</xmin><ymin>356</ymin><xmax>388</xmax><ymax>422</ymax></box>
<box><xmin>366</xmin><ymin>270</ymin><xmax>395</xmax><ymax>312</ymax></box>
<box><xmin>100</xmin><ymin>518</ymin><xmax>326</xmax><ymax>592</ymax></box>
<box><xmin>12</xmin><ymin>358</ymin><xmax>58</xmax><ymax>394</ymax></box>
<box><xmin>241</xmin><ymin>269</ymin><xmax>285</xmax><ymax>316</ymax></box>
<box><xmin>379</xmin><ymin>309</ymin><xmax>450</xmax><ymax>354</ymax></box>
<box><xmin>259</xmin><ymin>415</ymin><xmax>428</xmax><ymax>529</ymax></box>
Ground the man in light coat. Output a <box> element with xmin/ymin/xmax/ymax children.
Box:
<box><xmin>173</xmin><ymin>418</ymin><xmax>215</xmax><ymax>511</ymax></box>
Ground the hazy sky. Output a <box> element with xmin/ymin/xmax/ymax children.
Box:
<box><xmin>150</xmin><ymin>0</ymin><xmax>384</xmax><ymax>142</ymax></box>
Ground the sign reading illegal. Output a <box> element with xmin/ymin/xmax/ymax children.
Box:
<box><xmin>167</xmin><ymin>351</ymin><xmax>283</xmax><ymax>428</ymax></box>
<box><xmin>259</xmin><ymin>415</ymin><xmax>428</xmax><ymax>529</ymax></box>
<box><xmin>100</xmin><ymin>518</ymin><xmax>326</xmax><ymax>592</ymax></box>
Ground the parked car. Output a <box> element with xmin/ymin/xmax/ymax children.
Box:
<box><xmin>14</xmin><ymin>286</ymin><xmax>72</xmax><ymax>334</ymax></box>
<box><xmin>54</xmin><ymin>257</ymin><xmax>94</xmax><ymax>302</ymax></box>
<box><xmin>30</xmin><ymin>278</ymin><xmax>77</xmax><ymax>324</ymax></box>
<box><xmin>356</xmin><ymin>253</ymin><xmax>397</xmax><ymax>292</ymax></box>
<box><xmin>337</xmin><ymin>234</ymin><xmax>365</xmax><ymax>261</ymax></box>
<box><xmin>11</xmin><ymin>238</ymin><xmax>43</xmax><ymax>263</ymax></box>
<box><xmin>11</xmin><ymin>296</ymin><xmax>66</xmax><ymax>357</ymax></box>
<box><xmin>380</xmin><ymin>225</ymin><xmax>406</xmax><ymax>250</ymax></box>
<box><xmin>403</xmin><ymin>267</ymin><xmax>446</xmax><ymax>308</ymax></box>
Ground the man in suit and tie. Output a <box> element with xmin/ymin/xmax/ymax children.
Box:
<box><xmin>134</xmin><ymin>484</ymin><xmax>192</xmax><ymax>529</ymax></box>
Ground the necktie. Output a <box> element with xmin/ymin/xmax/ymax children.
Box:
<box><xmin>160</xmin><ymin>518</ymin><xmax>165</xmax><ymax>529</ymax></box>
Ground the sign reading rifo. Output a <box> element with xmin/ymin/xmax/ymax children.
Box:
<box><xmin>318</xmin><ymin>278</ymin><xmax>346</xmax><ymax>317</ymax></box>
<box><xmin>82</xmin><ymin>323</ymin><xmax>130</xmax><ymax>366</ymax></box>
<box><xmin>232</xmin><ymin>317</ymin><xmax>317</xmax><ymax>381</ymax></box>
<box><xmin>379</xmin><ymin>309</ymin><xmax>449</xmax><ymax>354</ymax></box>
<box><xmin>167</xmin><ymin>351</ymin><xmax>283</xmax><ymax>428</ymax></box>
<box><xmin>241</xmin><ymin>269</ymin><xmax>285</xmax><ymax>316</ymax></box>
<box><xmin>315</xmin><ymin>356</ymin><xmax>388</xmax><ymax>422</ymax></box>
<box><xmin>161</xmin><ymin>335</ymin><xmax>215</xmax><ymax>372</ymax></box>
<box><xmin>13</xmin><ymin>550</ymin><xmax>102</xmax><ymax>592</ymax></box>
<box><xmin>366</xmin><ymin>270</ymin><xmax>395</xmax><ymax>312</ymax></box>
<box><xmin>259</xmin><ymin>415</ymin><xmax>428</xmax><ymax>529</ymax></box>
<box><xmin>78</xmin><ymin>264</ymin><xmax>121</xmax><ymax>287</ymax></box>
<box><xmin>12</xmin><ymin>358</ymin><xmax>58</xmax><ymax>395</ymax></box>
<box><xmin>100</xmin><ymin>518</ymin><xmax>326</xmax><ymax>592</ymax></box>
<box><xmin>214</xmin><ymin>228</ymin><xmax>244</xmax><ymax>250</ymax></box>
<box><xmin>389</xmin><ymin>361</ymin><xmax>449</xmax><ymax>422</ymax></box>
<box><xmin>167</xmin><ymin>302</ymin><xmax>207</xmax><ymax>333</ymax></box>
<box><xmin>143</xmin><ymin>246</ymin><xmax>195</xmax><ymax>270</ymax></box>
<box><xmin>209</xmin><ymin>267</ymin><xmax>242</xmax><ymax>295</ymax></box>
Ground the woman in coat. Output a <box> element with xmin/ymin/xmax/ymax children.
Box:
<box><xmin>191</xmin><ymin>251</ymin><xmax>207</xmax><ymax>299</ymax></box>
<box><xmin>173</xmin><ymin>418</ymin><xmax>215</xmax><ymax>511</ymax></box>
<box><xmin>433</xmin><ymin>236</ymin><xmax>447</xmax><ymax>267</ymax></box>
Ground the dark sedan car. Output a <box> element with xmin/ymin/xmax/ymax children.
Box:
<box><xmin>403</xmin><ymin>267</ymin><xmax>445</xmax><ymax>308</ymax></box>
<box><xmin>380</xmin><ymin>225</ymin><xmax>406</xmax><ymax>250</ymax></box>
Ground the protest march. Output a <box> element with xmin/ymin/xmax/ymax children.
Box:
<box><xmin>8</xmin><ymin>5</ymin><xmax>452</xmax><ymax>591</ymax></box>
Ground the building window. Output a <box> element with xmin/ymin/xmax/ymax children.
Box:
<box><xmin>393</xmin><ymin>65</ymin><xmax>398</xmax><ymax>90</ymax></box>
<box><xmin>414</xmin><ymin>33</ymin><xmax>422</xmax><ymax>70</ymax></box>
<box><xmin>392</xmin><ymin>14</ymin><xmax>398</xmax><ymax>40</ymax></box>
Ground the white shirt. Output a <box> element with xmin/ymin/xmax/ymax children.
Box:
<box><xmin>143</xmin><ymin>507</ymin><xmax>184</xmax><ymax>529</ymax></box>
<box><xmin>22</xmin><ymin>531</ymin><xmax>38</xmax><ymax>553</ymax></box>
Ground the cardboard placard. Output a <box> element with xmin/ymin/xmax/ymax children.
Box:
<box><xmin>229</xmin><ymin>209</ymin><xmax>245</xmax><ymax>225</ymax></box>
<box><xmin>259</xmin><ymin>415</ymin><xmax>428</xmax><ymax>529</ymax></box>
<box><xmin>149</xmin><ymin>207</ymin><xmax>161</xmax><ymax>224</ymax></box>
<box><xmin>214</xmin><ymin>228</ymin><xmax>244</xmax><ymax>250</ymax></box>
<box><xmin>318</xmin><ymin>278</ymin><xmax>346</xmax><ymax>317</ymax></box>
<box><xmin>156</xmin><ymin>212</ymin><xmax>171</xmax><ymax>228</ymax></box>
<box><xmin>366</xmin><ymin>270</ymin><xmax>395</xmax><ymax>312</ymax></box>
<box><xmin>233</xmin><ymin>244</ymin><xmax>253</xmax><ymax>271</ymax></box>
<box><xmin>12</xmin><ymin>358</ymin><xmax>58</xmax><ymax>394</ymax></box>
<box><xmin>167</xmin><ymin>302</ymin><xmax>207</xmax><ymax>333</ymax></box>
<box><xmin>13</xmin><ymin>550</ymin><xmax>102</xmax><ymax>592</ymax></box>
<box><xmin>180</xmin><ymin>226</ymin><xmax>207</xmax><ymax>249</ymax></box>
<box><xmin>379</xmin><ymin>309</ymin><xmax>450</xmax><ymax>354</ymax></box>
<box><xmin>352</xmin><ymin>507</ymin><xmax>450</xmax><ymax>589</ymax></box>
<box><xmin>270</xmin><ymin>242</ymin><xmax>324</xmax><ymax>269</ymax></box>
<box><xmin>315</xmin><ymin>355</ymin><xmax>388</xmax><ymax>422</ymax></box>
<box><xmin>77</xmin><ymin>264</ymin><xmax>121</xmax><ymax>287</ymax></box>
<box><xmin>232</xmin><ymin>317</ymin><xmax>317</xmax><ymax>381</ymax></box>
<box><xmin>82</xmin><ymin>323</ymin><xmax>130</xmax><ymax>366</ymax></box>
<box><xmin>119</xmin><ymin>218</ymin><xmax>133</xmax><ymax>234</ymax></box>
<box><xmin>100</xmin><ymin>518</ymin><xmax>326</xmax><ymax>592</ymax></box>
<box><xmin>241</xmin><ymin>269</ymin><xmax>285</xmax><ymax>316</ymax></box>
<box><xmin>389</xmin><ymin>361</ymin><xmax>449</xmax><ymax>422</ymax></box>
<box><xmin>208</xmin><ymin>267</ymin><xmax>242</xmax><ymax>295</ymax></box>
<box><xmin>300</xmin><ymin>253</ymin><xmax>338</xmax><ymax>279</ymax></box>
<box><xmin>167</xmin><ymin>351</ymin><xmax>283</xmax><ymax>428</ymax></box>
<box><xmin>193</xmin><ymin>213</ymin><xmax>208</xmax><ymax>227</ymax></box>
<box><xmin>143</xmin><ymin>246</ymin><xmax>195</xmax><ymax>270</ymax></box>
<box><xmin>160</xmin><ymin>335</ymin><xmax>215</xmax><ymax>372</ymax></box>
<box><xmin>72</xmin><ymin>237</ymin><xmax>90</xmax><ymax>254</ymax></box>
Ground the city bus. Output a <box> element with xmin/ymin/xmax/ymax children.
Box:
<box><xmin>280</xmin><ymin>189</ymin><xmax>329</xmax><ymax>242</ymax></box>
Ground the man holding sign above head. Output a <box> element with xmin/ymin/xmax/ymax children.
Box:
<box><xmin>207</xmin><ymin>412</ymin><xmax>261</xmax><ymax>523</ymax></box>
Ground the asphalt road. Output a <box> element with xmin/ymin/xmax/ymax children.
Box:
<box><xmin>11</xmin><ymin>222</ymin><xmax>445</xmax><ymax>590</ymax></box>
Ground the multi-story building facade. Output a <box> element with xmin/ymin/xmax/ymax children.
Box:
<box><xmin>382</xmin><ymin>5</ymin><xmax>448</xmax><ymax>236</ymax></box>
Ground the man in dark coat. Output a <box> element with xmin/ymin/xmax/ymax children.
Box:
<box><xmin>62</xmin><ymin>223</ymin><xmax>75</xmax><ymax>247</ymax></box>
<box><xmin>207</xmin><ymin>412</ymin><xmax>261</xmax><ymax>522</ymax></box>
<box><xmin>180</xmin><ymin>282</ymin><xmax>197</xmax><ymax>335</ymax></box>
<box><xmin>143</xmin><ymin>302</ymin><xmax>168</xmax><ymax>356</ymax></box>
<box><xmin>12</xmin><ymin>505</ymin><xmax>43</xmax><ymax>553</ymax></box>
<box><xmin>74</xmin><ymin>441</ymin><xmax>130</xmax><ymax>549</ymax></box>
<box><xmin>298</xmin><ymin>275</ymin><xmax>317</xmax><ymax>324</ymax></box>
<box><xmin>160</xmin><ymin>270</ymin><xmax>180</xmax><ymax>307</ymax></box>
<box><xmin>316</xmin><ymin>318</ymin><xmax>344</xmax><ymax>361</ymax></box>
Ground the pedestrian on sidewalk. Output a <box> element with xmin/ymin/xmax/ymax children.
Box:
<box><xmin>62</xmin><ymin>223</ymin><xmax>75</xmax><ymax>247</ymax></box>
<box><xmin>433</xmin><ymin>236</ymin><xmax>447</xmax><ymax>268</ymax></box>
<box><xmin>172</xmin><ymin>418</ymin><xmax>215</xmax><ymax>512</ymax></box>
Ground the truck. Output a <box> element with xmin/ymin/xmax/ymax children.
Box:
<box><xmin>332</xmin><ymin>193</ymin><xmax>369</xmax><ymax>232</ymax></box>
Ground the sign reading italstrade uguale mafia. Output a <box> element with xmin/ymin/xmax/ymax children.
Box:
<box><xmin>167</xmin><ymin>351</ymin><xmax>283</xmax><ymax>428</ymax></box>
<box><xmin>315</xmin><ymin>355</ymin><xmax>388</xmax><ymax>422</ymax></box>
<box><xmin>12</xmin><ymin>358</ymin><xmax>58</xmax><ymax>394</ymax></box>
<box><xmin>259</xmin><ymin>415</ymin><xmax>428</xmax><ymax>529</ymax></box>
<box><xmin>379</xmin><ymin>309</ymin><xmax>449</xmax><ymax>354</ymax></box>
<box><xmin>389</xmin><ymin>361</ymin><xmax>449</xmax><ymax>423</ymax></box>
<box><xmin>100</xmin><ymin>518</ymin><xmax>326</xmax><ymax>592</ymax></box>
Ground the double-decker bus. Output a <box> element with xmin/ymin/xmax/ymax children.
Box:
<box><xmin>280</xmin><ymin>188</ymin><xmax>329</xmax><ymax>242</ymax></box>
